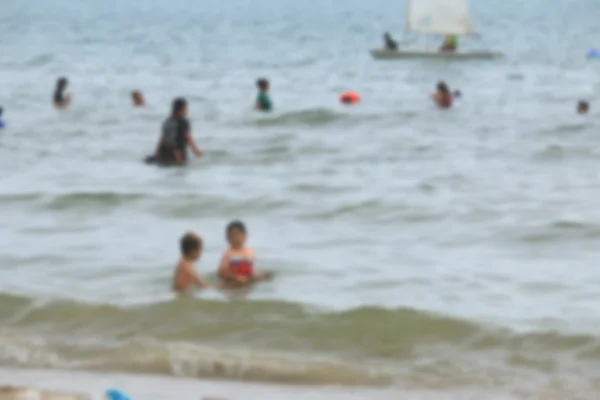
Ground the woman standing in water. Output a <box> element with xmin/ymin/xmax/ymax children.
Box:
<box><xmin>151</xmin><ymin>97</ymin><xmax>203</xmax><ymax>165</ymax></box>
<box><xmin>53</xmin><ymin>77</ymin><xmax>72</xmax><ymax>109</ymax></box>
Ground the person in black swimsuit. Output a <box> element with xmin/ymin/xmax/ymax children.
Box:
<box><xmin>383</xmin><ymin>32</ymin><xmax>398</xmax><ymax>51</ymax></box>
<box><xmin>53</xmin><ymin>77</ymin><xmax>71</xmax><ymax>109</ymax></box>
<box><xmin>149</xmin><ymin>97</ymin><xmax>203</xmax><ymax>165</ymax></box>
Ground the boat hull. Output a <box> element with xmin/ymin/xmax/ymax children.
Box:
<box><xmin>370</xmin><ymin>49</ymin><xmax>502</xmax><ymax>60</ymax></box>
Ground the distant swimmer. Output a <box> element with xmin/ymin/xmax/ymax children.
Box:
<box><xmin>218</xmin><ymin>221</ymin><xmax>273</xmax><ymax>287</ymax></box>
<box><xmin>53</xmin><ymin>77</ymin><xmax>72</xmax><ymax>109</ymax></box>
<box><xmin>132</xmin><ymin>90</ymin><xmax>145</xmax><ymax>107</ymax></box>
<box><xmin>431</xmin><ymin>81</ymin><xmax>453</xmax><ymax>109</ymax></box>
<box><xmin>383</xmin><ymin>32</ymin><xmax>398</xmax><ymax>51</ymax></box>
<box><xmin>172</xmin><ymin>232</ymin><xmax>211</xmax><ymax>293</ymax></box>
<box><xmin>577</xmin><ymin>100</ymin><xmax>589</xmax><ymax>115</ymax></box>
<box><xmin>440</xmin><ymin>35</ymin><xmax>458</xmax><ymax>53</ymax></box>
<box><xmin>147</xmin><ymin>97</ymin><xmax>203</xmax><ymax>166</ymax></box>
<box><xmin>0</xmin><ymin>107</ymin><xmax>5</xmax><ymax>129</ymax></box>
<box><xmin>255</xmin><ymin>78</ymin><xmax>272</xmax><ymax>112</ymax></box>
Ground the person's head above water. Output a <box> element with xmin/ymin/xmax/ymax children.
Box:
<box><xmin>226</xmin><ymin>220</ymin><xmax>247</xmax><ymax>250</ymax></box>
<box><xmin>132</xmin><ymin>90</ymin><xmax>144</xmax><ymax>107</ymax></box>
<box><xmin>180</xmin><ymin>232</ymin><xmax>202</xmax><ymax>260</ymax></box>
<box><xmin>577</xmin><ymin>100</ymin><xmax>589</xmax><ymax>114</ymax></box>
<box><xmin>171</xmin><ymin>97</ymin><xmax>188</xmax><ymax>117</ymax></box>
<box><xmin>256</xmin><ymin>78</ymin><xmax>270</xmax><ymax>93</ymax></box>
<box><xmin>437</xmin><ymin>81</ymin><xmax>450</xmax><ymax>94</ymax></box>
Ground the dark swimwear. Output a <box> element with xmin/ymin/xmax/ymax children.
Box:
<box><xmin>53</xmin><ymin>89</ymin><xmax>66</xmax><ymax>105</ymax></box>
<box><xmin>155</xmin><ymin>116</ymin><xmax>190</xmax><ymax>164</ymax></box>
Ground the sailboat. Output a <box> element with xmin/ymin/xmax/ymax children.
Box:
<box><xmin>370</xmin><ymin>0</ymin><xmax>502</xmax><ymax>60</ymax></box>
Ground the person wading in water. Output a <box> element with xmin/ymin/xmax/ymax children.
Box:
<box><xmin>148</xmin><ymin>97</ymin><xmax>203</xmax><ymax>165</ymax></box>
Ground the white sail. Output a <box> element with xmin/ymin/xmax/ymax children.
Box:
<box><xmin>407</xmin><ymin>0</ymin><xmax>476</xmax><ymax>36</ymax></box>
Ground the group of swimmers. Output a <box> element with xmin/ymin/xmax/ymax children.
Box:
<box><xmin>173</xmin><ymin>221</ymin><xmax>272</xmax><ymax>293</ymax></box>
<box><xmin>46</xmin><ymin>76</ymin><xmax>272</xmax><ymax>166</ymax></box>
<box><xmin>0</xmin><ymin>68</ymin><xmax>593</xmax><ymax>295</ymax></box>
<box><xmin>2</xmin><ymin>71</ymin><xmax>590</xmax><ymax>164</ymax></box>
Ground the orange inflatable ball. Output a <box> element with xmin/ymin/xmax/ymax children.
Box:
<box><xmin>339</xmin><ymin>91</ymin><xmax>360</xmax><ymax>105</ymax></box>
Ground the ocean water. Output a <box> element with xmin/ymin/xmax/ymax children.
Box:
<box><xmin>2</xmin><ymin>0</ymin><xmax>600</xmax><ymax>398</ymax></box>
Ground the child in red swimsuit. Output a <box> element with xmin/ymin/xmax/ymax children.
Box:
<box><xmin>218</xmin><ymin>220</ymin><xmax>272</xmax><ymax>286</ymax></box>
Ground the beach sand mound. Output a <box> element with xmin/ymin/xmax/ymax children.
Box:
<box><xmin>0</xmin><ymin>386</ymin><xmax>88</xmax><ymax>400</ymax></box>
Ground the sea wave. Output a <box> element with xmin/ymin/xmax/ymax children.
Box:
<box><xmin>0</xmin><ymin>293</ymin><xmax>598</xmax><ymax>386</ymax></box>
<box><xmin>245</xmin><ymin>108</ymin><xmax>383</xmax><ymax>128</ymax></box>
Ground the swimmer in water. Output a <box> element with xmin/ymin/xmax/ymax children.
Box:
<box><xmin>172</xmin><ymin>232</ymin><xmax>211</xmax><ymax>293</ymax></box>
<box><xmin>577</xmin><ymin>100</ymin><xmax>589</xmax><ymax>115</ymax></box>
<box><xmin>431</xmin><ymin>81</ymin><xmax>453</xmax><ymax>109</ymax></box>
<box><xmin>383</xmin><ymin>32</ymin><xmax>398</xmax><ymax>51</ymax></box>
<box><xmin>0</xmin><ymin>107</ymin><xmax>5</xmax><ymax>129</ymax></box>
<box><xmin>255</xmin><ymin>78</ymin><xmax>272</xmax><ymax>112</ymax></box>
<box><xmin>132</xmin><ymin>90</ymin><xmax>145</xmax><ymax>107</ymax></box>
<box><xmin>218</xmin><ymin>220</ymin><xmax>272</xmax><ymax>286</ymax></box>
<box><xmin>152</xmin><ymin>97</ymin><xmax>203</xmax><ymax>165</ymax></box>
<box><xmin>53</xmin><ymin>77</ymin><xmax>72</xmax><ymax>109</ymax></box>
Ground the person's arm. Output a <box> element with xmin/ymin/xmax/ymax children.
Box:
<box><xmin>185</xmin><ymin>130</ymin><xmax>203</xmax><ymax>157</ymax></box>
<box><xmin>255</xmin><ymin>95</ymin><xmax>262</xmax><ymax>110</ymax></box>
<box><xmin>218</xmin><ymin>252</ymin><xmax>232</xmax><ymax>278</ymax></box>
<box><xmin>184</xmin><ymin>263</ymin><xmax>210</xmax><ymax>288</ymax></box>
<box><xmin>247</xmin><ymin>249</ymin><xmax>269</xmax><ymax>281</ymax></box>
<box><xmin>173</xmin><ymin>149</ymin><xmax>183</xmax><ymax>163</ymax></box>
<box><xmin>251</xmin><ymin>255</ymin><xmax>272</xmax><ymax>281</ymax></box>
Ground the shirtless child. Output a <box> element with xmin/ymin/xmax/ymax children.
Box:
<box><xmin>172</xmin><ymin>232</ymin><xmax>210</xmax><ymax>293</ymax></box>
<box><xmin>218</xmin><ymin>221</ymin><xmax>272</xmax><ymax>286</ymax></box>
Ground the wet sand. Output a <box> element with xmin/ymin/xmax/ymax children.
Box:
<box><xmin>0</xmin><ymin>368</ymin><xmax>537</xmax><ymax>400</ymax></box>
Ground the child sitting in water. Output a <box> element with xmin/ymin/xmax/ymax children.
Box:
<box><xmin>218</xmin><ymin>221</ymin><xmax>272</xmax><ymax>286</ymax></box>
<box><xmin>172</xmin><ymin>232</ymin><xmax>210</xmax><ymax>293</ymax></box>
<box><xmin>255</xmin><ymin>78</ymin><xmax>272</xmax><ymax>112</ymax></box>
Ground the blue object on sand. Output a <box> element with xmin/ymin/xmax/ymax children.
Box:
<box><xmin>587</xmin><ymin>49</ymin><xmax>600</xmax><ymax>59</ymax></box>
<box><xmin>106</xmin><ymin>389</ymin><xmax>131</xmax><ymax>400</ymax></box>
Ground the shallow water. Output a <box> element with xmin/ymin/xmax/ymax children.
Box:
<box><xmin>1</xmin><ymin>0</ymin><xmax>600</xmax><ymax>397</ymax></box>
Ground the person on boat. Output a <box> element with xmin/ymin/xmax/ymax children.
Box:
<box><xmin>53</xmin><ymin>77</ymin><xmax>72</xmax><ymax>109</ymax></box>
<box><xmin>151</xmin><ymin>97</ymin><xmax>203</xmax><ymax>165</ymax></box>
<box><xmin>431</xmin><ymin>81</ymin><xmax>453</xmax><ymax>109</ymax></box>
<box><xmin>440</xmin><ymin>35</ymin><xmax>458</xmax><ymax>53</ymax></box>
<box><xmin>255</xmin><ymin>78</ymin><xmax>272</xmax><ymax>112</ymax></box>
<box><xmin>577</xmin><ymin>100</ymin><xmax>589</xmax><ymax>114</ymax></box>
<box><xmin>383</xmin><ymin>32</ymin><xmax>398</xmax><ymax>51</ymax></box>
<box><xmin>218</xmin><ymin>220</ymin><xmax>272</xmax><ymax>287</ymax></box>
<box><xmin>132</xmin><ymin>90</ymin><xmax>145</xmax><ymax>107</ymax></box>
<box><xmin>172</xmin><ymin>232</ymin><xmax>211</xmax><ymax>293</ymax></box>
